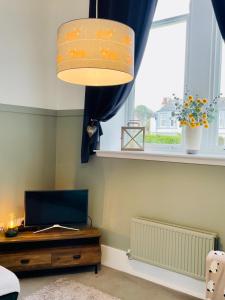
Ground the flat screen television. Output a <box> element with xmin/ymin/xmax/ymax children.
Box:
<box><xmin>25</xmin><ymin>190</ymin><xmax>88</xmax><ymax>227</ymax></box>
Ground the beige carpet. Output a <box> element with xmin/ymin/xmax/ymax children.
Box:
<box><xmin>19</xmin><ymin>266</ymin><xmax>198</xmax><ymax>300</ymax></box>
<box><xmin>24</xmin><ymin>278</ymin><xmax>120</xmax><ymax>300</ymax></box>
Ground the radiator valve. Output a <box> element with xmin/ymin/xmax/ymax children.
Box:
<box><xmin>126</xmin><ymin>249</ymin><xmax>132</xmax><ymax>260</ymax></box>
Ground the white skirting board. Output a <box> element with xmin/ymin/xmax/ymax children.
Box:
<box><xmin>101</xmin><ymin>245</ymin><xmax>205</xmax><ymax>299</ymax></box>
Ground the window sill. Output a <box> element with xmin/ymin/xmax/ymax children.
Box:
<box><xmin>95</xmin><ymin>150</ymin><xmax>225</xmax><ymax>166</ymax></box>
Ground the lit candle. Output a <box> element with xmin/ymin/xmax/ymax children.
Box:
<box><xmin>9</xmin><ymin>220</ymin><xmax>14</xmax><ymax>229</ymax></box>
<box><xmin>5</xmin><ymin>213</ymin><xmax>18</xmax><ymax>237</ymax></box>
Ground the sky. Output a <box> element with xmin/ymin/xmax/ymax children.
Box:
<box><xmin>153</xmin><ymin>0</ymin><xmax>190</xmax><ymax>21</ymax></box>
<box><xmin>135</xmin><ymin>22</ymin><xmax>187</xmax><ymax>112</ymax></box>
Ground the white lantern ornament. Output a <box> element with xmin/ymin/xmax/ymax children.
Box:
<box><xmin>121</xmin><ymin>121</ymin><xmax>145</xmax><ymax>151</ymax></box>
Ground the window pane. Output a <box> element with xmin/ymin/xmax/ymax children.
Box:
<box><xmin>154</xmin><ymin>0</ymin><xmax>190</xmax><ymax>21</ymax></box>
<box><xmin>135</xmin><ymin>22</ymin><xmax>187</xmax><ymax>145</ymax></box>
<box><xmin>218</xmin><ymin>42</ymin><xmax>225</xmax><ymax>147</ymax></box>
<box><xmin>221</xmin><ymin>42</ymin><xmax>225</xmax><ymax>96</ymax></box>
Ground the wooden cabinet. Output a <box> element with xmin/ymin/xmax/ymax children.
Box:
<box><xmin>0</xmin><ymin>252</ymin><xmax>52</xmax><ymax>271</ymax></box>
<box><xmin>51</xmin><ymin>246</ymin><xmax>100</xmax><ymax>267</ymax></box>
<box><xmin>0</xmin><ymin>228</ymin><xmax>101</xmax><ymax>275</ymax></box>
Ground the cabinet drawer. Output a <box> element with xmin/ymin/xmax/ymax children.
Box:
<box><xmin>52</xmin><ymin>246</ymin><xmax>101</xmax><ymax>267</ymax></box>
<box><xmin>0</xmin><ymin>252</ymin><xmax>51</xmax><ymax>271</ymax></box>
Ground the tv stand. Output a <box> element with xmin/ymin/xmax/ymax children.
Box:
<box><xmin>34</xmin><ymin>224</ymin><xmax>79</xmax><ymax>234</ymax></box>
<box><xmin>0</xmin><ymin>228</ymin><xmax>101</xmax><ymax>275</ymax></box>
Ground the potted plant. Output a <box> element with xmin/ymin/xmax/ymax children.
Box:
<box><xmin>172</xmin><ymin>94</ymin><xmax>220</xmax><ymax>154</ymax></box>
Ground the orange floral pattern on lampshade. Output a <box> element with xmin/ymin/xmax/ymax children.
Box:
<box><xmin>69</xmin><ymin>49</ymin><xmax>87</xmax><ymax>58</ymax></box>
<box><xmin>96</xmin><ymin>29</ymin><xmax>113</xmax><ymax>39</ymax></box>
<box><xmin>65</xmin><ymin>29</ymin><xmax>80</xmax><ymax>41</ymax></box>
<box><xmin>100</xmin><ymin>48</ymin><xmax>118</xmax><ymax>60</ymax></box>
<box><xmin>123</xmin><ymin>35</ymin><xmax>132</xmax><ymax>45</ymax></box>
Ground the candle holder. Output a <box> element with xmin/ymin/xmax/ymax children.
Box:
<box><xmin>5</xmin><ymin>226</ymin><xmax>18</xmax><ymax>238</ymax></box>
<box><xmin>4</xmin><ymin>214</ymin><xmax>19</xmax><ymax>238</ymax></box>
<box><xmin>121</xmin><ymin>120</ymin><xmax>145</xmax><ymax>151</ymax></box>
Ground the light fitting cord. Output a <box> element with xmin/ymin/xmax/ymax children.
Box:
<box><xmin>96</xmin><ymin>0</ymin><xmax>98</xmax><ymax>18</ymax></box>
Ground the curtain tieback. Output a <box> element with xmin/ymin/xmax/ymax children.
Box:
<box><xmin>87</xmin><ymin>119</ymin><xmax>102</xmax><ymax>138</ymax></box>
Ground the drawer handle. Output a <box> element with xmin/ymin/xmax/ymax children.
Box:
<box><xmin>20</xmin><ymin>259</ymin><xmax>30</xmax><ymax>265</ymax></box>
<box><xmin>73</xmin><ymin>254</ymin><xmax>81</xmax><ymax>260</ymax></box>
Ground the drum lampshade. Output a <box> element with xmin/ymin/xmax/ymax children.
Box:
<box><xmin>57</xmin><ymin>18</ymin><xmax>134</xmax><ymax>86</ymax></box>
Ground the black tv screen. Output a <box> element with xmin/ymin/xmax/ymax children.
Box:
<box><xmin>25</xmin><ymin>190</ymin><xmax>88</xmax><ymax>227</ymax></box>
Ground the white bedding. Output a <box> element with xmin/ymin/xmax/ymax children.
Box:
<box><xmin>0</xmin><ymin>266</ymin><xmax>20</xmax><ymax>297</ymax></box>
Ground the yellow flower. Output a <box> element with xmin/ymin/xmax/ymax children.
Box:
<box><xmin>204</xmin><ymin>124</ymin><xmax>209</xmax><ymax>128</ymax></box>
<box><xmin>180</xmin><ymin>120</ymin><xmax>187</xmax><ymax>126</ymax></box>
<box><xmin>196</xmin><ymin>122</ymin><xmax>201</xmax><ymax>127</ymax></box>
<box><xmin>202</xmin><ymin>98</ymin><xmax>208</xmax><ymax>104</ymax></box>
<box><xmin>189</xmin><ymin>114</ymin><xmax>193</xmax><ymax>118</ymax></box>
<box><xmin>190</xmin><ymin>123</ymin><xmax>196</xmax><ymax>128</ymax></box>
<box><xmin>184</xmin><ymin>102</ymin><xmax>189</xmax><ymax>108</ymax></box>
<box><xmin>196</xmin><ymin>107</ymin><xmax>201</xmax><ymax>112</ymax></box>
<box><xmin>188</xmin><ymin>96</ymin><xmax>193</xmax><ymax>101</ymax></box>
<box><xmin>203</xmin><ymin>120</ymin><xmax>208</xmax><ymax>125</ymax></box>
<box><xmin>197</xmin><ymin>98</ymin><xmax>202</xmax><ymax>103</ymax></box>
<box><xmin>190</xmin><ymin>117</ymin><xmax>195</xmax><ymax>123</ymax></box>
<box><xmin>202</xmin><ymin>113</ymin><xmax>207</xmax><ymax>119</ymax></box>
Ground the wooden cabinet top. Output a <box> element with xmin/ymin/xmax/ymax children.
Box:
<box><xmin>0</xmin><ymin>228</ymin><xmax>101</xmax><ymax>244</ymax></box>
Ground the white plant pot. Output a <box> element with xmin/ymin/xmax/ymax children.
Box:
<box><xmin>184</xmin><ymin>126</ymin><xmax>203</xmax><ymax>154</ymax></box>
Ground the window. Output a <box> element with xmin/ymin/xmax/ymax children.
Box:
<box><xmin>130</xmin><ymin>0</ymin><xmax>225</xmax><ymax>154</ymax></box>
<box><xmin>134</xmin><ymin>0</ymin><xmax>190</xmax><ymax>146</ymax></box>
<box><xmin>218</xmin><ymin>42</ymin><xmax>225</xmax><ymax>147</ymax></box>
<box><xmin>158</xmin><ymin>112</ymin><xmax>172</xmax><ymax>128</ymax></box>
<box><xmin>158</xmin><ymin>112</ymin><xmax>177</xmax><ymax>129</ymax></box>
<box><xmin>153</xmin><ymin>0</ymin><xmax>190</xmax><ymax>21</ymax></box>
<box><xmin>219</xmin><ymin>111</ymin><xmax>225</xmax><ymax>129</ymax></box>
<box><xmin>221</xmin><ymin>42</ymin><xmax>225</xmax><ymax>96</ymax></box>
<box><xmin>101</xmin><ymin>0</ymin><xmax>225</xmax><ymax>155</ymax></box>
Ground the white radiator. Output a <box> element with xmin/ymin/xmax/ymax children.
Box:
<box><xmin>130</xmin><ymin>217</ymin><xmax>217</xmax><ymax>280</ymax></box>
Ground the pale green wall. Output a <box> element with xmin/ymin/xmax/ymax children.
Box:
<box><xmin>1</xmin><ymin>107</ymin><xmax>224</xmax><ymax>253</ymax></box>
<box><xmin>0</xmin><ymin>107</ymin><xmax>56</xmax><ymax>224</ymax></box>
<box><xmin>55</xmin><ymin>114</ymin><xmax>225</xmax><ymax>251</ymax></box>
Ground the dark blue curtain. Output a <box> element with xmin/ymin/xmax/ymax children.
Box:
<box><xmin>81</xmin><ymin>0</ymin><xmax>158</xmax><ymax>163</ymax></box>
<box><xmin>212</xmin><ymin>0</ymin><xmax>225</xmax><ymax>40</ymax></box>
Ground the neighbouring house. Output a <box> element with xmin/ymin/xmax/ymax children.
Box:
<box><xmin>154</xmin><ymin>97</ymin><xmax>225</xmax><ymax>142</ymax></box>
<box><xmin>154</xmin><ymin>97</ymin><xmax>180</xmax><ymax>135</ymax></box>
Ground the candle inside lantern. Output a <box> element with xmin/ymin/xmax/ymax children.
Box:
<box><xmin>9</xmin><ymin>217</ymin><xmax>14</xmax><ymax>229</ymax></box>
<box><xmin>5</xmin><ymin>213</ymin><xmax>18</xmax><ymax>237</ymax></box>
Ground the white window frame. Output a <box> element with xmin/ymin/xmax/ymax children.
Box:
<box><xmin>126</xmin><ymin>0</ymin><xmax>225</xmax><ymax>155</ymax></box>
<box><xmin>197</xmin><ymin>1</ymin><xmax>224</xmax><ymax>155</ymax></box>
<box><xmin>213</xmin><ymin>37</ymin><xmax>225</xmax><ymax>152</ymax></box>
<box><xmin>219</xmin><ymin>111</ymin><xmax>225</xmax><ymax>129</ymax></box>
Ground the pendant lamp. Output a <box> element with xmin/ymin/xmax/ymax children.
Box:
<box><xmin>56</xmin><ymin>1</ymin><xmax>134</xmax><ymax>86</ymax></box>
